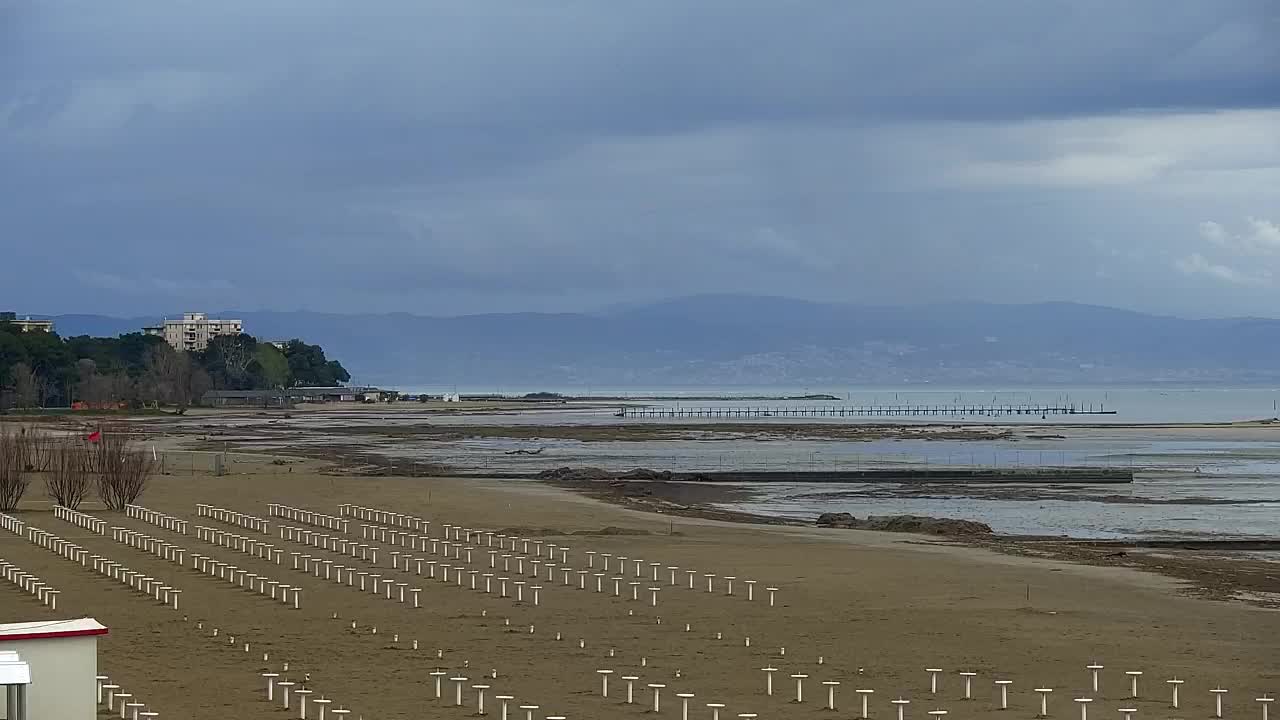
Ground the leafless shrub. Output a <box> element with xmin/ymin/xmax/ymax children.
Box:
<box><xmin>92</xmin><ymin>425</ymin><xmax>155</xmax><ymax>511</ymax></box>
<box><xmin>0</xmin><ymin>426</ymin><xmax>30</xmax><ymax>512</ymax></box>
<box><xmin>16</xmin><ymin>427</ymin><xmax>52</xmax><ymax>472</ymax></box>
<box><xmin>47</xmin><ymin>444</ymin><xmax>92</xmax><ymax>510</ymax></box>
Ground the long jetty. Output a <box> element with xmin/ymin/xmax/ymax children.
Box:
<box><xmin>618</xmin><ymin>404</ymin><xmax>1116</xmax><ymax>418</ymax></box>
<box><xmin>674</xmin><ymin>467</ymin><xmax>1133</xmax><ymax>484</ymax></box>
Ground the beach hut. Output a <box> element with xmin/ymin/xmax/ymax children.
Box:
<box><xmin>0</xmin><ymin>619</ymin><xmax>107</xmax><ymax>720</ymax></box>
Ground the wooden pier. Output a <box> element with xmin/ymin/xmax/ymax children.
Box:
<box><xmin>617</xmin><ymin>404</ymin><xmax>1116</xmax><ymax>419</ymax></box>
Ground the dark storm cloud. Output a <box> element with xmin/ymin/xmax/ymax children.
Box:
<box><xmin>1</xmin><ymin>1</ymin><xmax>1278</xmax><ymax>316</ymax></box>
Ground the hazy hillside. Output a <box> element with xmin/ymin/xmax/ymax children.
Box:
<box><xmin>43</xmin><ymin>296</ymin><xmax>1280</xmax><ymax>386</ymax></box>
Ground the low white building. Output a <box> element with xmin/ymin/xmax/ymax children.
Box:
<box><xmin>143</xmin><ymin>312</ymin><xmax>243</xmax><ymax>352</ymax></box>
<box><xmin>0</xmin><ymin>313</ymin><xmax>54</xmax><ymax>333</ymax></box>
<box><xmin>0</xmin><ymin>618</ymin><xmax>107</xmax><ymax>720</ymax></box>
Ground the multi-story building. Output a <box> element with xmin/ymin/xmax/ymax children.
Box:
<box><xmin>0</xmin><ymin>312</ymin><xmax>55</xmax><ymax>333</ymax></box>
<box><xmin>143</xmin><ymin>312</ymin><xmax>244</xmax><ymax>352</ymax></box>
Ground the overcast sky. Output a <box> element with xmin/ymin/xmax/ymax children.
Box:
<box><xmin>2</xmin><ymin>1</ymin><xmax>1278</xmax><ymax>318</ymax></box>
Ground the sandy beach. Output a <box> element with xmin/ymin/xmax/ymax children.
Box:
<box><xmin>1</xmin><ymin>447</ymin><xmax>1276</xmax><ymax>719</ymax></box>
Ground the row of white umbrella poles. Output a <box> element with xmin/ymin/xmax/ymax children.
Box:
<box><xmin>752</xmin><ymin>665</ymin><xmax>1272</xmax><ymax>720</ymax></box>
<box><xmin>333</xmin><ymin>501</ymin><xmax>781</xmax><ymax>606</ymax></box>
<box><xmin>143</xmin><ymin>502</ymin><xmax>560</xmax><ymax>716</ymax></box>
<box><xmin>194</xmin><ymin>502</ymin><xmax>268</xmax><ymax>534</ymax></box>
<box><xmin>4</xmin><ymin>511</ymin><xmax>177</xmax><ymax>609</ymax></box>
<box><xmin>234</xmin><ymin>502</ymin><xmax>1280</xmax><ymax>720</ymax></box>
<box><xmin>96</xmin><ymin>674</ymin><xmax>160</xmax><ymax>720</ymax></box>
<box><xmin>59</xmin><ymin>500</ymin><xmax>303</xmax><ymax>609</ymax></box>
<box><xmin>336</xmin><ymin>502</ymin><xmax>1280</xmax><ymax>720</ymax></box>
<box><xmin>125</xmin><ymin>503</ymin><xmax>188</xmax><ymax>534</ymax></box>
<box><xmin>0</xmin><ymin>557</ymin><xmax>59</xmax><ymax>610</ymax></box>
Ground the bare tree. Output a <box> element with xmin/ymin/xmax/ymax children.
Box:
<box><xmin>107</xmin><ymin>372</ymin><xmax>136</xmax><ymax>407</ymax></box>
<box><xmin>0</xmin><ymin>426</ymin><xmax>31</xmax><ymax>512</ymax></box>
<box><xmin>15</xmin><ymin>426</ymin><xmax>52</xmax><ymax>472</ymax></box>
<box><xmin>92</xmin><ymin>425</ymin><xmax>155</xmax><ymax>511</ymax></box>
<box><xmin>188</xmin><ymin>366</ymin><xmax>213</xmax><ymax>409</ymax></box>
<box><xmin>46</xmin><ymin>443</ymin><xmax>92</xmax><ymax>509</ymax></box>
<box><xmin>142</xmin><ymin>345</ymin><xmax>207</xmax><ymax>411</ymax></box>
<box><xmin>10</xmin><ymin>362</ymin><xmax>40</xmax><ymax>409</ymax></box>
<box><xmin>75</xmin><ymin>359</ymin><xmax>99</xmax><ymax>404</ymax></box>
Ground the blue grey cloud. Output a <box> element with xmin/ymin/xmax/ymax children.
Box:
<box><xmin>2</xmin><ymin>1</ymin><xmax>1278</xmax><ymax>317</ymax></box>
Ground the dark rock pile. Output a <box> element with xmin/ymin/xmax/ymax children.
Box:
<box><xmin>816</xmin><ymin>512</ymin><xmax>993</xmax><ymax>536</ymax></box>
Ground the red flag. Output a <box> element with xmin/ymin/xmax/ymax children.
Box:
<box><xmin>86</xmin><ymin>430</ymin><xmax>101</xmax><ymax>443</ymax></box>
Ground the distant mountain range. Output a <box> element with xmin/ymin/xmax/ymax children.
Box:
<box><xmin>39</xmin><ymin>296</ymin><xmax>1280</xmax><ymax>386</ymax></box>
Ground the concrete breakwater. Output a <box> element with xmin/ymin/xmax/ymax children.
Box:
<box><xmin>534</xmin><ymin>466</ymin><xmax>1133</xmax><ymax>484</ymax></box>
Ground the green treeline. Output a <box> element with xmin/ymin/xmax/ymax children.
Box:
<box><xmin>0</xmin><ymin>323</ymin><xmax>350</xmax><ymax>410</ymax></box>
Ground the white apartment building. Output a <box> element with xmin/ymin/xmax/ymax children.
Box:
<box><xmin>0</xmin><ymin>313</ymin><xmax>54</xmax><ymax>333</ymax></box>
<box><xmin>143</xmin><ymin>312</ymin><xmax>244</xmax><ymax>352</ymax></box>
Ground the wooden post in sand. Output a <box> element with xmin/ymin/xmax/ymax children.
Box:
<box><xmin>1167</xmin><ymin>679</ymin><xmax>1184</xmax><ymax>709</ymax></box>
<box><xmin>1087</xmin><ymin>664</ymin><xmax>1104</xmax><ymax>694</ymax></box>
<box><xmin>496</xmin><ymin>696</ymin><xmax>514</xmax><ymax>720</ymax></box>
<box><xmin>277</xmin><ymin>681</ymin><xmax>295</xmax><ymax>709</ymax></box>
<box><xmin>678</xmin><ymin>693</ymin><xmax>695</xmax><ymax>720</ymax></box>
<box><xmin>857</xmin><ymin>689</ymin><xmax>874</xmax><ymax>719</ymax></box>
<box><xmin>762</xmin><ymin>667</ymin><xmax>778</xmax><ymax>696</ymax></box>
<box><xmin>1211</xmin><ymin>688</ymin><xmax>1228</xmax><ymax>718</ymax></box>
<box><xmin>649</xmin><ymin>684</ymin><xmax>666</xmax><ymax>713</ymax></box>
<box><xmin>1035</xmin><ymin>688</ymin><xmax>1053</xmax><ymax>718</ymax></box>
<box><xmin>1125</xmin><ymin>672</ymin><xmax>1142</xmax><ymax>700</ymax></box>
<box><xmin>995</xmin><ymin>680</ymin><xmax>1012</xmax><ymax>710</ymax></box>
<box><xmin>823</xmin><ymin>681</ymin><xmax>840</xmax><ymax>711</ymax></box>
<box><xmin>597</xmin><ymin>670</ymin><xmax>614</xmax><ymax>698</ymax></box>
<box><xmin>429</xmin><ymin>671</ymin><xmax>447</xmax><ymax>699</ymax></box>
<box><xmin>792</xmin><ymin>674</ymin><xmax>808</xmax><ymax>703</ymax></box>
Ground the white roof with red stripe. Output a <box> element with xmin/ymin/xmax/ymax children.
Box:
<box><xmin>0</xmin><ymin>618</ymin><xmax>108</xmax><ymax>642</ymax></box>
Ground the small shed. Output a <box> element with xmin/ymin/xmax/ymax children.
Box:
<box><xmin>0</xmin><ymin>618</ymin><xmax>107</xmax><ymax>720</ymax></box>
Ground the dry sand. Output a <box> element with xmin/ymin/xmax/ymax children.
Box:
<box><xmin>0</xmin><ymin>453</ymin><xmax>1277</xmax><ymax>719</ymax></box>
